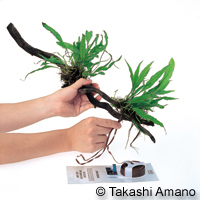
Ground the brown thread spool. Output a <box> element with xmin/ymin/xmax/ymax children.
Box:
<box><xmin>120</xmin><ymin>161</ymin><xmax>146</xmax><ymax>178</ymax></box>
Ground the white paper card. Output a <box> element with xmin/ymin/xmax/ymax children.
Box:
<box><xmin>67</xmin><ymin>163</ymin><xmax>158</xmax><ymax>184</ymax></box>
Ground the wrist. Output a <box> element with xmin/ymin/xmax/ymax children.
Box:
<box><xmin>44</xmin><ymin>93</ymin><xmax>61</xmax><ymax>118</ymax></box>
<box><xmin>58</xmin><ymin>128</ymin><xmax>73</xmax><ymax>152</ymax></box>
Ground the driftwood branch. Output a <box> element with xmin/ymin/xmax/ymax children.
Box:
<box><xmin>79</xmin><ymin>85</ymin><xmax>154</xmax><ymax>126</ymax></box>
<box><xmin>7</xmin><ymin>22</ymin><xmax>154</xmax><ymax>128</ymax></box>
<box><xmin>7</xmin><ymin>23</ymin><xmax>58</xmax><ymax>60</ymax></box>
<box><xmin>7</xmin><ymin>22</ymin><xmax>157</xmax><ymax>166</ymax></box>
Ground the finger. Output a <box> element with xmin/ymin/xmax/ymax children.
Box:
<box><xmin>82</xmin><ymin>92</ymin><xmax>102</xmax><ymax>105</ymax></box>
<box><xmin>91</xmin><ymin>83</ymin><xmax>100</xmax><ymax>96</ymax></box>
<box><xmin>80</xmin><ymin>93</ymin><xmax>90</xmax><ymax>101</ymax></box>
<box><xmin>89</xmin><ymin>93</ymin><xmax>102</xmax><ymax>101</ymax></box>
<box><xmin>95</xmin><ymin>94</ymin><xmax>102</xmax><ymax>102</ymax></box>
<box><xmin>92</xmin><ymin>143</ymin><xmax>106</xmax><ymax>152</ymax></box>
<box><xmin>79</xmin><ymin>86</ymin><xmax>101</xmax><ymax>101</ymax></box>
<box><xmin>72</xmin><ymin>78</ymin><xmax>92</xmax><ymax>90</ymax></box>
<box><xmin>92</xmin><ymin>83</ymin><xmax>100</xmax><ymax>90</ymax></box>
<box><xmin>95</xmin><ymin>118</ymin><xmax>121</xmax><ymax>130</ymax></box>
<box><xmin>95</xmin><ymin>126</ymin><xmax>112</xmax><ymax>135</ymax></box>
<box><xmin>80</xmin><ymin>101</ymin><xmax>95</xmax><ymax>112</ymax></box>
<box><xmin>96</xmin><ymin>134</ymin><xmax>108</xmax><ymax>143</ymax></box>
<box><xmin>80</xmin><ymin>94</ymin><xmax>100</xmax><ymax>107</ymax></box>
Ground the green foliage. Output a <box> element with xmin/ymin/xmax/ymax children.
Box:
<box><xmin>114</xmin><ymin>58</ymin><xmax>176</xmax><ymax>140</ymax></box>
<box><xmin>25</xmin><ymin>23</ymin><xmax>121</xmax><ymax>86</ymax></box>
<box><xmin>24</xmin><ymin>64</ymin><xmax>58</xmax><ymax>80</ymax></box>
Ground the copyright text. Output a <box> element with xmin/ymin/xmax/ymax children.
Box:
<box><xmin>96</xmin><ymin>186</ymin><xmax>196</xmax><ymax>197</ymax></box>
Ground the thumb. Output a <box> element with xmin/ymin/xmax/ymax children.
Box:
<box><xmin>71</xmin><ymin>78</ymin><xmax>92</xmax><ymax>90</ymax></box>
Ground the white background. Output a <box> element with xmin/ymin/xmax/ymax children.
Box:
<box><xmin>0</xmin><ymin>0</ymin><xmax>200</xmax><ymax>199</ymax></box>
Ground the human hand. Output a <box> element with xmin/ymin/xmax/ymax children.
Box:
<box><xmin>49</xmin><ymin>78</ymin><xmax>101</xmax><ymax>117</ymax></box>
<box><xmin>64</xmin><ymin>117</ymin><xmax>121</xmax><ymax>153</ymax></box>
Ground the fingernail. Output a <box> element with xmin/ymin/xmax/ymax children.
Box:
<box><xmin>118</xmin><ymin>123</ymin><xmax>122</xmax><ymax>128</ymax></box>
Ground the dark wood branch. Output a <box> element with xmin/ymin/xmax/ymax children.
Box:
<box><xmin>79</xmin><ymin>85</ymin><xmax>120</xmax><ymax>107</ymax></box>
<box><xmin>79</xmin><ymin>85</ymin><xmax>154</xmax><ymax>127</ymax></box>
<box><xmin>7</xmin><ymin>23</ymin><xmax>154</xmax><ymax>128</ymax></box>
<box><xmin>7</xmin><ymin>23</ymin><xmax>59</xmax><ymax>60</ymax></box>
<box><xmin>131</xmin><ymin>114</ymin><xmax>155</xmax><ymax>143</ymax></box>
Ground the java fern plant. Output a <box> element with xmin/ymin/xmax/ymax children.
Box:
<box><xmin>25</xmin><ymin>23</ymin><xmax>122</xmax><ymax>88</ymax></box>
<box><xmin>111</xmin><ymin>58</ymin><xmax>176</xmax><ymax>147</ymax></box>
<box><xmin>75</xmin><ymin>58</ymin><xmax>176</xmax><ymax>165</ymax></box>
<box><xmin>7</xmin><ymin>22</ymin><xmax>176</xmax><ymax>164</ymax></box>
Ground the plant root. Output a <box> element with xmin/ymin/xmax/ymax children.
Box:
<box><xmin>79</xmin><ymin>85</ymin><xmax>155</xmax><ymax>127</ymax></box>
<box><xmin>7</xmin><ymin>22</ymin><xmax>158</xmax><ymax>165</ymax></box>
<box><xmin>130</xmin><ymin>131</ymin><xmax>141</xmax><ymax>152</ymax></box>
<box><xmin>125</xmin><ymin>123</ymin><xmax>134</xmax><ymax>149</ymax></box>
<box><xmin>76</xmin><ymin>115</ymin><xmax>123</xmax><ymax>165</ymax></box>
